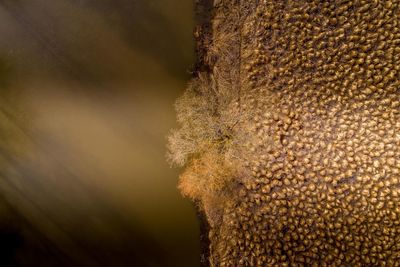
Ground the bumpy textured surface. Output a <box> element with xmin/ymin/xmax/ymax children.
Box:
<box><xmin>170</xmin><ymin>0</ymin><xmax>400</xmax><ymax>266</ymax></box>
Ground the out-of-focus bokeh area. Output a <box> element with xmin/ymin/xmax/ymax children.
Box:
<box><xmin>0</xmin><ymin>1</ymin><xmax>198</xmax><ymax>266</ymax></box>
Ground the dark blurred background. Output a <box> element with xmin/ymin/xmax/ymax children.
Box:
<box><xmin>0</xmin><ymin>0</ymin><xmax>198</xmax><ymax>266</ymax></box>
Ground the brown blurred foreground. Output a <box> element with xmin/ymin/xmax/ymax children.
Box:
<box><xmin>0</xmin><ymin>0</ymin><xmax>198</xmax><ymax>266</ymax></box>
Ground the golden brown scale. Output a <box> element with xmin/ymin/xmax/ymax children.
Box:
<box><xmin>169</xmin><ymin>0</ymin><xmax>400</xmax><ymax>266</ymax></box>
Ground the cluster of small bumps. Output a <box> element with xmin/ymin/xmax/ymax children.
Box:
<box><xmin>191</xmin><ymin>0</ymin><xmax>400</xmax><ymax>266</ymax></box>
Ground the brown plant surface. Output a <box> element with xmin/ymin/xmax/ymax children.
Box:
<box><xmin>169</xmin><ymin>0</ymin><xmax>400</xmax><ymax>266</ymax></box>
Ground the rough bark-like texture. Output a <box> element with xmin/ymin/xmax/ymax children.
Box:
<box><xmin>170</xmin><ymin>0</ymin><xmax>400</xmax><ymax>266</ymax></box>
